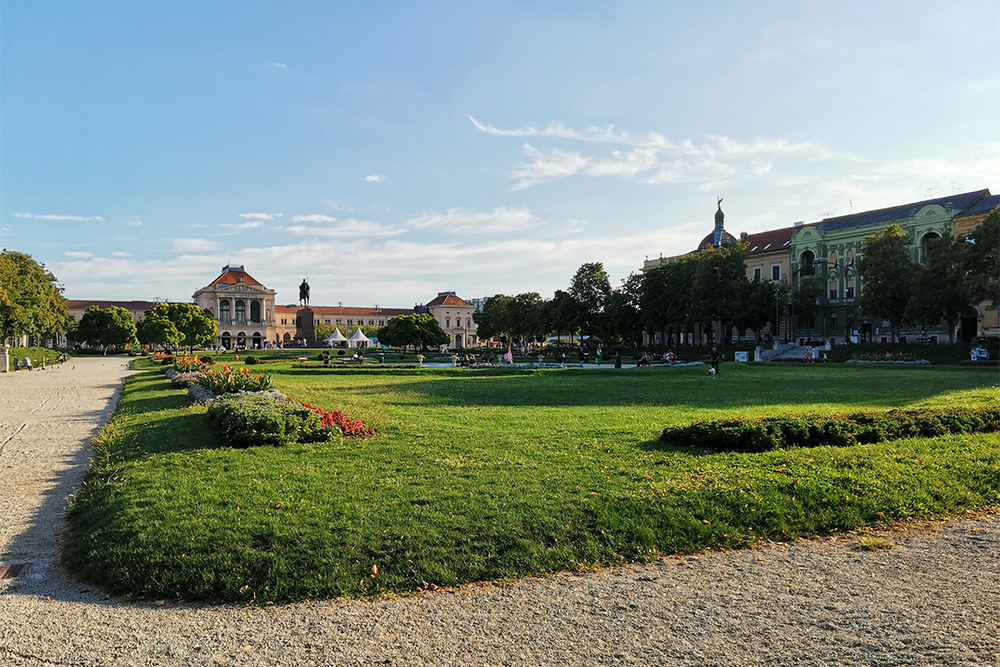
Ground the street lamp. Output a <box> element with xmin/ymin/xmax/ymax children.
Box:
<box><xmin>774</xmin><ymin>286</ymin><xmax>781</xmax><ymax>343</ymax></box>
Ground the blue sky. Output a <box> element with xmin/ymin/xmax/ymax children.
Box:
<box><xmin>2</xmin><ymin>1</ymin><xmax>997</xmax><ymax>308</ymax></box>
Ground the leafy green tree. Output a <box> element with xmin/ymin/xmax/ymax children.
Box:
<box><xmin>136</xmin><ymin>314</ymin><xmax>183</xmax><ymax>350</ymax></box>
<box><xmin>856</xmin><ymin>223</ymin><xmax>916</xmax><ymax>341</ymax></box>
<box><xmin>507</xmin><ymin>292</ymin><xmax>546</xmax><ymax>347</ymax></box>
<box><xmin>376</xmin><ymin>313</ymin><xmax>449</xmax><ymax>351</ymax></box>
<box><xmin>473</xmin><ymin>294</ymin><xmax>513</xmax><ymax>342</ymax></box>
<box><xmin>688</xmin><ymin>243</ymin><xmax>750</xmax><ymax>343</ymax></box>
<box><xmin>734</xmin><ymin>277</ymin><xmax>783</xmax><ymax>339</ymax></box>
<box><xmin>606</xmin><ymin>274</ymin><xmax>643</xmax><ymax>345</ymax></box>
<box><xmin>963</xmin><ymin>207</ymin><xmax>999</xmax><ymax>309</ymax></box>
<box><xmin>907</xmin><ymin>233</ymin><xmax>968</xmax><ymax>342</ymax></box>
<box><xmin>568</xmin><ymin>262</ymin><xmax>611</xmax><ymax>340</ymax></box>
<box><xmin>543</xmin><ymin>290</ymin><xmax>579</xmax><ymax>344</ymax></box>
<box><xmin>75</xmin><ymin>305</ymin><xmax>138</xmax><ymax>353</ymax></box>
<box><xmin>0</xmin><ymin>251</ymin><xmax>71</xmax><ymax>345</ymax></box>
<box><xmin>792</xmin><ymin>276</ymin><xmax>823</xmax><ymax>332</ymax></box>
<box><xmin>639</xmin><ymin>259</ymin><xmax>696</xmax><ymax>346</ymax></box>
<box><xmin>140</xmin><ymin>302</ymin><xmax>217</xmax><ymax>348</ymax></box>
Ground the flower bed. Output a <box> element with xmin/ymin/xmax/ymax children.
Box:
<box><xmin>197</xmin><ymin>364</ymin><xmax>274</xmax><ymax>394</ymax></box>
<box><xmin>206</xmin><ymin>392</ymin><xmax>374</xmax><ymax>446</ymax></box>
<box><xmin>659</xmin><ymin>406</ymin><xmax>1000</xmax><ymax>453</ymax></box>
<box><xmin>169</xmin><ymin>371</ymin><xmax>203</xmax><ymax>388</ymax></box>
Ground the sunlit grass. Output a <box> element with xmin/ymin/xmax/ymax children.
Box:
<box><xmin>64</xmin><ymin>360</ymin><xmax>999</xmax><ymax>602</ymax></box>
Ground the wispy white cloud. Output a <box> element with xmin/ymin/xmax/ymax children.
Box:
<box><xmin>65</xmin><ymin>251</ymin><xmax>93</xmax><ymax>258</ymax></box>
<box><xmin>406</xmin><ymin>206</ymin><xmax>541</xmax><ymax>233</ymax></box>
<box><xmin>473</xmin><ymin>118</ymin><xmax>837</xmax><ymax>191</ymax></box>
<box><xmin>285</xmin><ymin>218</ymin><xmax>404</xmax><ymax>237</ymax></box>
<box><xmin>291</xmin><ymin>214</ymin><xmax>337</xmax><ymax>223</ymax></box>
<box><xmin>365</xmin><ymin>174</ymin><xmax>385</xmax><ymax>183</ymax></box>
<box><xmin>268</xmin><ymin>62</ymin><xmax>288</xmax><ymax>69</ymax></box>
<box><xmin>222</xmin><ymin>220</ymin><xmax>265</xmax><ymax>233</ymax></box>
<box><xmin>325</xmin><ymin>200</ymin><xmax>355</xmax><ymax>212</ymax></box>
<box><xmin>12</xmin><ymin>212</ymin><xmax>94</xmax><ymax>221</ymax></box>
<box><xmin>172</xmin><ymin>238</ymin><xmax>220</xmax><ymax>252</ymax></box>
<box><xmin>239</xmin><ymin>212</ymin><xmax>282</xmax><ymax>220</ymax></box>
<box><xmin>113</xmin><ymin>252</ymin><xmax>131</xmax><ymax>258</ymax></box>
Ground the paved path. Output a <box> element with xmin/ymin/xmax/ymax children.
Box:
<box><xmin>0</xmin><ymin>357</ymin><xmax>998</xmax><ymax>666</ymax></box>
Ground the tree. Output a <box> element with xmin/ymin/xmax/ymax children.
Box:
<box><xmin>507</xmin><ymin>292</ymin><xmax>546</xmax><ymax>347</ymax></box>
<box><xmin>734</xmin><ymin>277</ymin><xmax>782</xmax><ymax>339</ymax></box>
<box><xmin>606</xmin><ymin>274</ymin><xmax>643</xmax><ymax>345</ymax></box>
<box><xmin>568</xmin><ymin>262</ymin><xmax>611</xmax><ymax>340</ymax></box>
<box><xmin>75</xmin><ymin>305</ymin><xmax>138</xmax><ymax>353</ymax></box>
<box><xmin>907</xmin><ymin>233</ymin><xmax>968</xmax><ymax>342</ymax></box>
<box><xmin>640</xmin><ymin>259</ymin><xmax>696</xmax><ymax>346</ymax></box>
<box><xmin>856</xmin><ymin>223</ymin><xmax>916</xmax><ymax>341</ymax></box>
<box><xmin>473</xmin><ymin>294</ymin><xmax>513</xmax><ymax>343</ymax></box>
<box><xmin>688</xmin><ymin>243</ymin><xmax>750</xmax><ymax>343</ymax></box>
<box><xmin>376</xmin><ymin>313</ymin><xmax>449</xmax><ymax>351</ymax></box>
<box><xmin>139</xmin><ymin>302</ymin><xmax>217</xmax><ymax>348</ymax></box>
<box><xmin>792</xmin><ymin>276</ymin><xmax>823</xmax><ymax>332</ymax></box>
<box><xmin>543</xmin><ymin>290</ymin><xmax>579</xmax><ymax>344</ymax></box>
<box><xmin>0</xmin><ymin>251</ymin><xmax>71</xmax><ymax>345</ymax></box>
<box><xmin>964</xmin><ymin>207</ymin><xmax>999</xmax><ymax>309</ymax></box>
<box><xmin>136</xmin><ymin>314</ymin><xmax>183</xmax><ymax>350</ymax></box>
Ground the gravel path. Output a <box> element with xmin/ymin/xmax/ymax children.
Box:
<box><xmin>0</xmin><ymin>357</ymin><xmax>997</xmax><ymax>666</ymax></box>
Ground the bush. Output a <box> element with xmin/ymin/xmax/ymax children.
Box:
<box><xmin>169</xmin><ymin>371</ymin><xmax>203</xmax><ymax>388</ymax></box>
<box><xmin>207</xmin><ymin>393</ymin><xmax>333</xmax><ymax>447</ymax></box>
<box><xmin>197</xmin><ymin>365</ymin><xmax>274</xmax><ymax>394</ymax></box>
<box><xmin>337</xmin><ymin>350</ymin><xmax>346</xmax><ymax>356</ymax></box>
<box><xmin>199</xmin><ymin>355</ymin><xmax>214</xmax><ymax>364</ymax></box>
<box><xmin>659</xmin><ymin>406</ymin><xmax>1000</xmax><ymax>453</ymax></box>
<box><xmin>244</xmin><ymin>355</ymin><xmax>259</xmax><ymax>365</ymax></box>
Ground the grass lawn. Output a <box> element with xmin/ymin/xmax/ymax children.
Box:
<box><xmin>65</xmin><ymin>360</ymin><xmax>1000</xmax><ymax>602</ymax></box>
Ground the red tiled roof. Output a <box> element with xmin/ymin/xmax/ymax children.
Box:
<box><xmin>65</xmin><ymin>300</ymin><xmax>160</xmax><ymax>312</ymax></box>
<box><xmin>206</xmin><ymin>266</ymin><xmax>263</xmax><ymax>288</ymax></box>
<box><xmin>274</xmin><ymin>305</ymin><xmax>415</xmax><ymax>318</ymax></box>
<box><xmin>425</xmin><ymin>293</ymin><xmax>472</xmax><ymax>307</ymax></box>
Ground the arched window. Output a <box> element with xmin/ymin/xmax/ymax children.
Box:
<box><xmin>829</xmin><ymin>251</ymin><xmax>838</xmax><ymax>268</ymax></box>
<box><xmin>250</xmin><ymin>301</ymin><xmax>261</xmax><ymax>323</ymax></box>
<box><xmin>920</xmin><ymin>232</ymin><xmax>940</xmax><ymax>263</ymax></box>
<box><xmin>221</xmin><ymin>331</ymin><xmax>232</xmax><ymax>349</ymax></box>
<box><xmin>220</xmin><ymin>300</ymin><xmax>231</xmax><ymax>324</ymax></box>
<box><xmin>235</xmin><ymin>301</ymin><xmax>246</xmax><ymax>324</ymax></box>
<box><xmin>800</xmin><ymin>250</ymin><xmax>816</xmax><ymax>276</ymax></box>
<box><xmin>445</xmin><ymin>318</ymin><xmax>451</xmax><ymax>328</ymax></box>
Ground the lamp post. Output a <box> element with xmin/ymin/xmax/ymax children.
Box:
<box><xmin>774</xmin><ymin>286</ymin><xmax>781</xmax><ymax>343</ymax></box>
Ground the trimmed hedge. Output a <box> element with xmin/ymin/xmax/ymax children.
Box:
<box><xmin>207</xmin><ymin>392</ymin><xmax>335</xmax><ymax>448</ymax></box>
<box><xmin>659</xmin><ymin>406</ymin><xmax>1000</xmax><ymax>453</ymax></box>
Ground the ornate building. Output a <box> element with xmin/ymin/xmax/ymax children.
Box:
<box><xmin>419</xmin><ymin>292</ymin><xmax>480</xmax><ymax>348</ymax></box>
<box><xmin>191</xmin><ymin>265</ymin><xmax>277</xmax><ymax>349</ymax></box>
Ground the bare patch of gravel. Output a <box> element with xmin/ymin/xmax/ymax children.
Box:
<box><xmin>1</xmin><ymin>358</ymin><xmax>997</xmax><ymax>666</ymax></box>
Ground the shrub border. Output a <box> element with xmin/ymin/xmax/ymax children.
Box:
<box><xmin>659</xmin><ymin>406</ymin><xmax>1000</xmax><ymax>453</ymax></box>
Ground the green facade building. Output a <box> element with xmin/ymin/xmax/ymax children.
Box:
<box><xmin>789</xmin><ymin>189</ymin><xmax>992</xmax><ymax>345</ymax></box>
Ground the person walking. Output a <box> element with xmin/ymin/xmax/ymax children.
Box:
<box><xmin>711</xmin><ymin>346</ymin><xmax>721</xmax><ymax>375</ymax></box>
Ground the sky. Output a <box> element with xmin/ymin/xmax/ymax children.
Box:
<box><xmin>2</xmin><ymin>1</ymin><xmax>997</xmax><ymax>309</ymax></box>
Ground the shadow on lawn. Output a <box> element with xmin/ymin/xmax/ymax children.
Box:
<box><xmin>326</xmin><ymin>364</ymin><xmax>982</xmax><ymax>411</ymax></box>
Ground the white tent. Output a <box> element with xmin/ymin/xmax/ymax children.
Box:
<box><xmin>347</xmin><ymin>328</ymin><xmax>372</xmax><ymax>348</ymax></box>
<box><xmin>324</xmin><ymin>328</ymin><xmax>349</xmax><ymax>347</ymax></box>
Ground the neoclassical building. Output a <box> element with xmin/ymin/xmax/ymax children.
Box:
<box><xmin>192</xmin><ymin>265</ymin><xmax>277</xmax><ymax>349</ymax></box>
<box><xmin>419</xmin><ymin>292</ymin><xmax>481</xmax><ymax>348</ymax></box>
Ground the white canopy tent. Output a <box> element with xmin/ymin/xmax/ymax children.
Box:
<box><xmin>324</xmin><ymin>328</ymin><xmax>349</xmax><ymax>347</ymax></box>
<box><xmin>347</xmin><ymin>328</ymin><xmax>372</xmax><ymax>348</ymax></box>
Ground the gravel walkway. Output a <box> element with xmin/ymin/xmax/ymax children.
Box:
<box><xmin>0</xmin><ymin>357</ymin><xmax>997</xmax><ymax>666</ymax></box>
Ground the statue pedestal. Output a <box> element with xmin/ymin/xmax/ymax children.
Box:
<box><xmin>296</xmin><ymin>308</ymin><xmax>316</xmax><ymax>347</ymax></box>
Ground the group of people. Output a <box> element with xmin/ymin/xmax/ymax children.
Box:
<box><xmin>971</xmin><ymin>346</ymin><xmax>991</xmax><ymax>361</ymax></box>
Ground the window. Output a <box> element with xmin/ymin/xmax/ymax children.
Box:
<box><xmin>325</xmin><ymin>319</ymin><xmax>330</xmax><ymax>324</ymax></box>
<box><xmin>220</xmin><ymin>301</ymin><xmax>231</xmax><ymax>324</ymax></box>
<box><xmin>336</xmin><ymin>319</ymin><xmax>342</xmax><ymax>324</ymax></box>
<box><xmin>281</xmin><ymin>318</ymin><xmax>286</xmax><ymax>325</ymax></box>
<box><xmin>771</xmin><ymin>264</ymin><xmax>781</xmax><ymax>282</ymax></box>
<box><xmin>347</xmin><ymin>319</ymin><xmax>353</xmax><ymax>326</ymax></box>
<box><xmin>846</xmin><ymin>250</ymin><xmax>854</xmax><ymax>266</ymax></box>
<box><xmin>846</xmin><ymin>285</ymin><xmax>855</xmax><ymax>299</ymax></box>
<box><xmin>830</xmin><ymin>288</ymin><xmax>838</xmax><ymax>300</ymax></box>
<box><xmin>369</xmin><ymin>320</ymin><xmax>375</xmax><ymax>326</ymax></box>
<box><xmin>379</xmin><ymin>320</ymin><xmax>385</xmax><ymax>326</ymax></box>
<box><xmin>753</xmin><ymin>267</ymin><xmax>762</xmax><ymax>281</ymax></box>
<box><xmin>235</xmin><ymin>301</ymin><xmax>246</xmax><ymax>324</ymax></box>
<box><xmin>445</xmin><ymin>318</ymin><xmax>451</xmax><ymax>328</ymax></box>
<box><xmin>800</xmin><ymin>251</ymin><xmax>815</xmax><ymax>276</ymax></box>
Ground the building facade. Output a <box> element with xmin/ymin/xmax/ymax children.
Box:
<box><xmin>789</xmin><ymin>189</ymin><xmax>993</xmax><ymax>344</ymax></box>
<box><xmin>192</xmin><ymin>265</ymin><xmax>277</xmax><ymax>349</ymax></box>
<box><xmin>420</xmin><ymin>292</ymin><xmax>480</xmax><ymax>348</ymax></box>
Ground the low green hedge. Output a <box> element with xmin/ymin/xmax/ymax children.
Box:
<box><xmin>660</xmin><ymin>406</ymin><xmax>1000</xmax><ymax>453</ymax></box>
<box><xmin>206</xmin><ymin>392</ymin><xmax>334</xmax><ymax>448</ymax></box>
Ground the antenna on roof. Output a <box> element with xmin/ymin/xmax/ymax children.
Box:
<box><xmin>926</xmin><ymin>184</ymin><xmax>937</xmax><ymax>199</ymax></box>
<box><xmin>849</xmin><ymin>200</ymin><xmax>852</xmax><ymax>214</ymax></box>
<box><xmin>823</xmin><ymin>208</ymin><xmax>836</xmax><ymax>218</ymax></box>
<box><xmin>950</xmin><ymin>181</ymin><xmax>962</xmax><ymax>195</ymax></box>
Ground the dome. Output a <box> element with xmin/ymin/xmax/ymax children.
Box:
<box><xmin>698</xmin><ymin>230</ymin><xmax>737</xmax><ymax>251</ymax></box>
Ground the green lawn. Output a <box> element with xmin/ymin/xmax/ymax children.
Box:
<box><xmin>65</xmin><ymin>361</ymin><xmax>1000</xmax><ymax>602</ymax></box>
